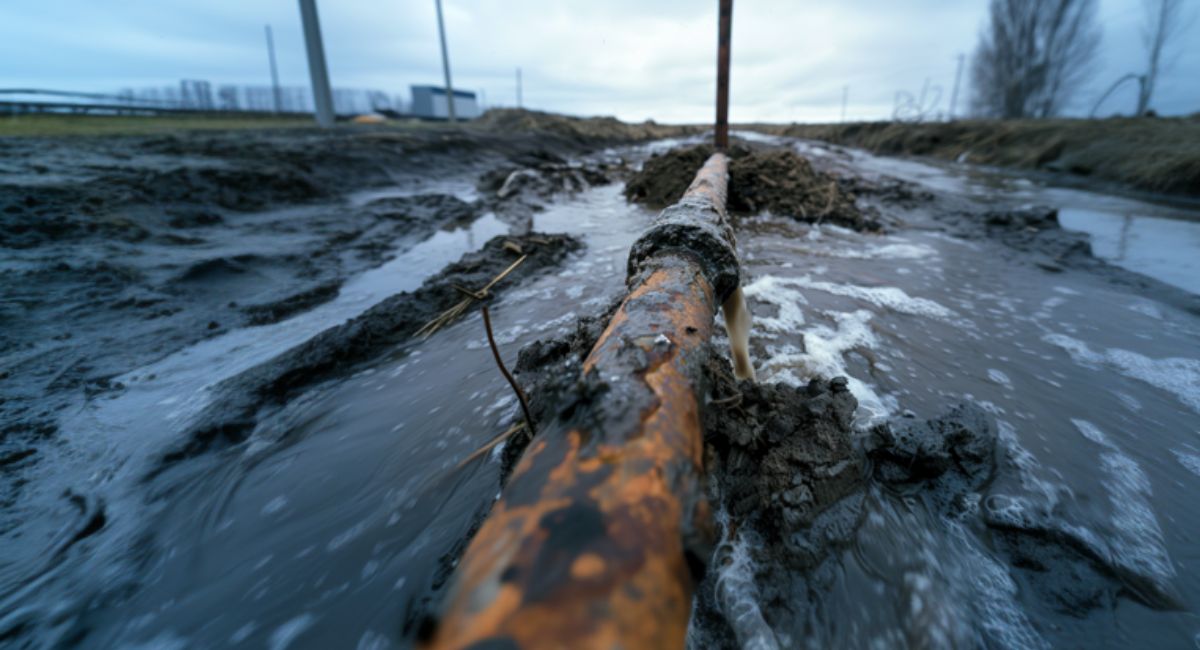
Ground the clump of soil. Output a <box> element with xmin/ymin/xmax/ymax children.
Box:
<box><xmin>702</xmin><ymin>361</ymin><xmax>862</xmax><ymax>546</ymax></box>
<box><xmin>624</xmin><ymin>144</ymin><xmax>879</xmax><ymax>231</ymax></box>
<box><xmin>730</xmin><ymin>148</ymin><xmax>876</xmax><ymax>230</ymax></box>
<box><xmin>623</xmin><ymin>145</ymin><xmax>716</xmax><ymax>207</ymax></box>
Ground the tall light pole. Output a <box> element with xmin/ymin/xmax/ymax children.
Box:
<box><xmin>949</xmin><ymin>53</ymin><xmax>964</xmax><ymax>120</ymax></box>
<box><xmin>434</xmin><ymin>0</ymin><xmax>457</xmax><ymax>122</ymax></box>
<box><xmin>298</xmin><ymin>0</ymin><xmax>335</xmax><ymax>127</ymax></box>
<box><xmin>265</xmin><ymin>24</ymin><xmax>282</xmax><ymax>113</ymax></box>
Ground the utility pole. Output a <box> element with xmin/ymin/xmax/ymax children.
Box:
<box><xmin>434</xmin><ymin>0</ymin><xmax>456</xmax><ymax>122</ymax></box>
<box><xmin>840</xmin><ymin>85</ymin><xmax>848</xmax><ymax>122</ymax></box>
<box><xmin>265</xmin><ymin>24</ymin><xmax>282</xmax><ymax>114</ymax></box>
<box><xmin>297</xmin><ymin>0</ymin><xmax>335</xmax><ymax>127</ymax></box>
<box><xmin>516</xmin><ymin>67</ymin><xmax>522</xmax><ymax>109</ymax></box>
<box><xmin>715</xmin><ymin>0</ymin><xmax>733</xmax><ymax>150</ymax></box>
<box><xmin>949</xmin><ymin>53</ymin><xmax>964</xmax><ymax>120</ymax></box>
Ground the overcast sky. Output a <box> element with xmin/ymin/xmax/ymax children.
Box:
<box><xmin>2</xmin><ymin>0</ymin><xmax>1197</xmax><ymax>122</ymax></box>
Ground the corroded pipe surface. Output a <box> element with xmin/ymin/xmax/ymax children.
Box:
<box><xmin>428</xmin><ymin>155</ymin><xmax>737</xmax><ymax>649</ymax></box>
<box><xmin>715</xmin><ymin>0</ymin><xmax>733</xmax><ymax>150</ymax></box>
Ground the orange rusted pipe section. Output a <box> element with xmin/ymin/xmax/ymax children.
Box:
<box><xmin>428</xmin><ymin>154</ymin><xmax>736</xmax><ymax>650</ymax></box>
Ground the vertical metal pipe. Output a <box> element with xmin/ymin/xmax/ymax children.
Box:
<box><xmin>715</xmin><ymin>0</ymin><xmax>733</xmax><ymax>150</ymax></box>
<box><xmin>297</xmin><ymin>0</ymin><xmax>335</xmax><ymax>127</ymax></box>
<box><xmin>265</xmin><ymin>24</ymin><xmax>282</xmax><ymax>114</ymax></box>
<box><xmin>434</xmin><ymin>0</ymin><xmax>457</xmax><ymax>122</ymax></box>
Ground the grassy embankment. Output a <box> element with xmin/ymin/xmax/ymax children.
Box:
<box><xmin>750</xmin><ymin>116</ymin><xmax>1200</xmax><ymax>198</ymax></box>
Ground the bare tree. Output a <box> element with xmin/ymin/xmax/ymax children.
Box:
<box><xmin>969</xmin><ymin>0</ymin><xmax>1102</xmax><ymax>118</ymax></box>
<box><xmin>1137</xmin><ymin>0</ymin><xmax>1186</xmax><ymax>115</ymax></box>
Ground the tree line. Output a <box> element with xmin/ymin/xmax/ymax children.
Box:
<box><xmin>969</xmin><ymin>0</ymin><xmax>1189</xmax><ymax>118</ymax></box>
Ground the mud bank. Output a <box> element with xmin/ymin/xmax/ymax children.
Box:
<box><xmin>159</xmin><ymin>232</ymin><xmax>581</xmax><ymax>469</ymax></box>
<box><xmin>751</xmin><ymin>116</ymin><xmax>1200</xmax><ymax>199</ymax></box>
<box><xmin>692</xmin><ymin>358</ymin><xmax>1183</xmax><ymax>647</ymax></box>
<box><xmin>624</xmin><ymin>143</ymin><xmax>880</xmax><ymax>231</ymax></box>
<box><xmin>0</xmin><ymin>190</ymin><xmax>481</xmax><ymax>476</ymax></box>
<box><xmin>933</xmin><ymin>202</ymin><xmax>1200</xmax><ymax>314</ymax></box>
<box><xmin>0</xmin><ymin>112</ymin><xmax>662</xmax><ymax>492</ymax></box>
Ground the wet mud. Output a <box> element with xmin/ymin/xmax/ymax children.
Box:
<box><xmin>0</xmin><ymin>115</ymin><xmax>663</xmax><ymax>497</ymax></box>
<box><xmin>0</xmin><ymin>116</ymin><xmax>677</xmax><ymax>649</ymax></box>
<box><xmin>160</xmin><ymin>232</ymin><xmax>581</xmax><ymax>470</ymax></box>
<box><xmin>624</xmin><ymin>143</ymin><xmax>880</xmax><ymax>231</ymax></box>
<box><xmin>4</xmin><ymin>116</ymin><xmax>1199</xmax><ymax>648</ymax></box>
<box><xmin>933</xmin><ymin>202</ymin><xmax>1200</xmax><ymax>314</ymax></box>
<box><xmin>686</xmin><ymin>353</ymin><xmax>1185</xmax><ymax>647</ymax></box>
<box><xmin>490</xmin><ymin>279</ymin><xmax>1187</xmax><ymax>648</ymax></box>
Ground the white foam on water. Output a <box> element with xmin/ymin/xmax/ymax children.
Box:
<box><xmin>1068</xmin><ymin>419</ymin><xmax>1175</xmax><ymax>582</ymax></box>
<box><xmin>1115</xmin><ymin>391</ymin><xmax>1143</xmax><ymax>412</ymax></box>
<box><xmin>710</xmin><ymin>509</ymin><xmax>780</xmax><ymax>650</ymax></box>
<box><xmin>268</xmin><ymin>614</ymin><xmax>315</xmax><ymax>650</ymax></box>
<box><xmin>865</xmin><ymin>242</ymin><xmax>938</xmax><ymax>259</ymax></box>
<box><xmin>781</xmin><ymin>240</ymin><xmax>937</xmax><ymax>261</ymax></box>
<box><xmin>1071</xmin><ymin>418</ymin><xmax>1114</xmax><ymax>448</ymax></box>
<box><xmin>788</xmin><ymin>275</ymin><xmax>957</xmax><ymax>321</ymax></box>
<box><xmin>986</xmin><ymin>369</ymin><xmax>1013</xmax><ymax>389</ymax></box>
<box><xmin>743</xmin><ymin>274</ymin><xmax>807</xmax><ymax>332</ymax></box>
<box><xmin>996</xmin><ymin>420</ymin><xmax>1060</xmax><ymax>506</ymax></box>
<box><xmin>757</xmin><ymin>310</ymin><xmax>897</xmax><ymax>425</ymax></box>
<box><xmin>1173</xmin><ymin>450</ymin><xmax>1200</xmax><ymax>478</ymax></box>
<box><xmin>1100</xmin><ymin>451</ymin><xmax>1175</xmax><ymax>582</ymax></box>
<box><xmin>947</xmin><ymin>522</ymin><xmax>1050</xmax><ymax>650</ymax></box>
<box><xmin>1044</xmin><ymin>333</ymin><xmax>1200</xmax><ymax>414</ymax></box>
<box><xmin>1128</xmin><ymin>301</ymin><xmax>1164</xmax><ymax>320</ymax></box>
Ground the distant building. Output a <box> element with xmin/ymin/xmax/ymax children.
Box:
<box><xmin>410</xmin><ymin>85</ymin><xmax>480</xmax><ymax>120</ymax></box>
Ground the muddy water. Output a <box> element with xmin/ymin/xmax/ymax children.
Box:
<box><xmin>8</xmin><ymin>137</ymin><xmax>1200</xmax><ymax>648</ymax></box>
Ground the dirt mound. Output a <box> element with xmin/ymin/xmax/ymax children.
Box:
<box><xmin>624</xmin><ymin>144</ymin><xmax>879</xmax><ymax>231</ymax></box>
<box><xmin>730</xmin><ymin>149</ymin><xmax>877</xmax><ymax>230</ymax></box>
<box><xmin>474</xmin><ymin>109</ymin><xmax>697</xmax><ymax>143</ymax></box>
<box><xmin>623</xmin><ymin>145</ymin><xmax>714</xmax><ymax>207</ymax></box>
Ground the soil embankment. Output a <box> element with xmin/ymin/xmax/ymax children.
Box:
<box><xmin>749</xmin><ymin>116</ymin><xmax>1200</xmax><ymax>198</ymax></box>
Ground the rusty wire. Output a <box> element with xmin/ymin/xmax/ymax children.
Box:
<box><xmin>481</xmin><ymin>305</ymin><xmax>535</xmax><ymax>435</ymax></box>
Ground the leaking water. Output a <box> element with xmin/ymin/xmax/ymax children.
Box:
<box><xmin>7</xmin><ymin>137</ymin><xmax>1200</xmax><ymax>648</ymax></box>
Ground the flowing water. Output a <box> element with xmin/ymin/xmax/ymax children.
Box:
<box><xmin>7</xmin><ymin>137</ymin><xmax>1200</xmax><ymax>648</ymax></box>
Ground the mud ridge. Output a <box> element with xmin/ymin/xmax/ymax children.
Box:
<box><xmin>934</xmin><ymin>202</ymin><xmax>1200</xmax><ymax>314</ymax></box>
<box><xmin>156</xmin><ymin>232</ymin><xmax>582</xmax><ymax>470</ymax></box>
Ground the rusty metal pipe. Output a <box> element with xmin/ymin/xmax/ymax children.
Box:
<box><xmin>715</xmin><ymin>0</ymin><xmax>733</xmax><ymax>150</ymax></box>
<box><xmin>427</xmin><ymin>154</ymin><xmax>737</xmax><ymax>650</ymax></box>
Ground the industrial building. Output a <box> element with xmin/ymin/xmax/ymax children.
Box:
<box><xmin>410</xmin><ymin>85</ymin><xmax>480</xmax><ymax>120</ymax></box>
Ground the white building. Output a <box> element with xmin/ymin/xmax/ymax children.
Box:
<box><xmin>410</xmin><ymin>85</ymin><xmax>480</xmax><ymax>120</ymax></box>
